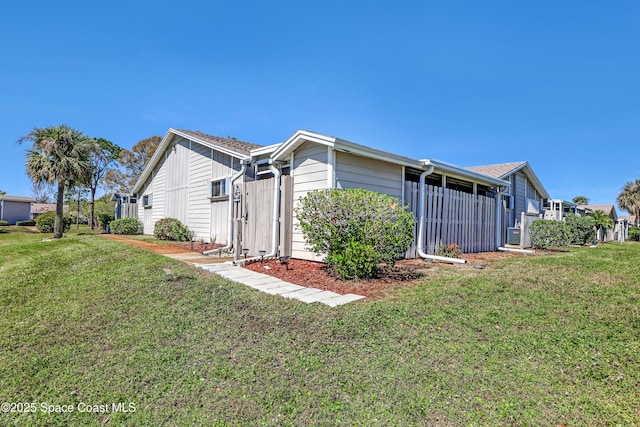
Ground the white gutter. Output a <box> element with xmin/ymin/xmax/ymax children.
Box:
<box><xmin>236</xmin><ymin>162</ymin><xmax>281</xmax><ymax>264</ymax></box>
<box><xmin>498</xmin><ymin>247</ymin><xmax>535</xmax><ymax>254</ymax></box>
<box><xmin>416</xmin><ymin>166</ymin><xmax>467</xmax><ymax>264</ymax></box>
<box><xmin>203</xmin><ymin>159</ymin><xmax>249</xmax><ymax>255</ymax></box>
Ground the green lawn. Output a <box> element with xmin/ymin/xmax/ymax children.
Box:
<box><xmin>0</xmin><ymin>226</ymin><xmax>638</xmax><ymax>426</ymax></box>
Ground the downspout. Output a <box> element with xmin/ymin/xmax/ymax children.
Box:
<box><xmin>495</xmin><ymin>185</ymin><xmax>508</xmax><ymax>251</ymax></box>
<box><xmin>203</xmin><ymin>158</ymin><xmax>249</xmax><ymax>255</ymax></box>
<box><xmin>416</xmin><ymin>166</ymin><xmax>466</xmax><ymax>264</ymax></box>
<box><xmin>238</xmin><ymin>161</ymin><xmax>281</xmax><ymax>264</ymax></box>
<box><xmin>0</xmin><ymin>199</ymin><xmax>4</xmax><ymax>221</ymax></box>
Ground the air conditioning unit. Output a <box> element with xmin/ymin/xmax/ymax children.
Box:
<box><xmin>526</xmin><ymin>198</ymin><xmax>540</xmax><ymax>214</ymax></box>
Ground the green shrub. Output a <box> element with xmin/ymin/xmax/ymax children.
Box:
<box><xmin>530</xmin><ymin>220</ymin><xmax>571</xmax><ymax>249</ymax></box>
<box><xmin>69</xmin><ymin>214</ymin><xmax>88</xmax><ymax>225</ymax></box>
<box><xmin>16</xmin><ymin>220</ymin><xmax>36</xmax><ymax>226</ymax></box>
<box><xmin>98</xmin><ymin>213</ymin><xmax>114</xmax><ymax>229</ymax></box>
<box><xmin>153</xmin><ymin>218</ymin><xmax>194</xmax><ymax>241</ymax></box>
<box><xmin>564</xmin><ymin>214</ymin><xmax>595</xmax><ymax>245</ymax></box>
<box><xmin>327</xmin><ymin>240</ymin><xmax>378</xmax><ymax>279</ymax></box>
<box><xmin>296</xmin><ymin>188</ymin><xmax>415</xmax><ymax>279</ymax></box>
<box><xmin>436</xmin><ymin>243</ymin><xmax>462</xmax><ymax>258</ymax></box>
<box><xmin>628</xmin><ymin>227</ymin><xmax>640</xmax><ymax>242</ymax></box>
<box><xmin>36</xmin><ymin>211</ymin><xmax>71</xmax><ymax>233</ymax></box>
<box><xmin>110</xmin><ymin>218</ymin><xmax>142</xmax><ymax>235</ymax></box>
<box><xmin>0</xmin><ymin>220</ymin><xmax>8</xmax><ymax>226</ymax></box>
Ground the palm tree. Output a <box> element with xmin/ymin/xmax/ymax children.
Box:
<box><xmin>617</xmin><ymin>179</ymin><xmax>640</xmax><ymax>222</ymax></box>
<box><xmin>572</xmin><ymin>195</ymin><xmax>589</xmax><ymax>205</ymax></box>
<box><xmin>20</xmin><ymin>125</ymin><xmax>97</xmax><ymax>238</ymax></box>
<box><xmin>589</xmin><ymin>210</ymin><xmax>614</xmax><ymax>242</ymax></box>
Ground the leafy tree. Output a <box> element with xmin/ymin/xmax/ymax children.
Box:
<box><xmin>31</xmin><ymin>182</ymin><xmax>54</xmax><ymax>203</ymax></box>
<box><xmin>572</xmin><ymin>195</ymin><xmax>589</xmax><ymax>205</ymax></box>
<box><xmin>617</xmin><ymin>179</ymin><xmax>640</xmax><ymax>221</ymax></box>
<box><xmin>104</xmin><ymin>136</ymin><xmax>161</xmax><ymax>193</ymax></box>
<box><xmin>589</xmin><ymin>210</ymin><xmax>614</xmax><ymax>241</ymax></box>
<box><xmin>296</xmin><ymin>188</ymin><xmax>415</xmax><ymax>279</ymax></box>
<box><xmin>20</xmin><ymin>125</ymin><xmax>97</xmax><ymax>238</ymax></box>
<box><xmin>86</xmin><ymin>138</ymin><xmax>121</xmax><ymax>229</ymax></box>
<box><xmin>0</xmin><ymin>189</ymin><xmax>6</xmax><ymax>195</ymax></box>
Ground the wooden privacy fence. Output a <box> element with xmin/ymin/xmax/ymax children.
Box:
<box><xmin>404</xmin><ymin>182</ymin><xmax>497</xmax><ymax>257</ymax></box>
<box><xmin>239</xmin><ymin>176</ymin><xmax>293</xmax><ymax>257</ymax></box>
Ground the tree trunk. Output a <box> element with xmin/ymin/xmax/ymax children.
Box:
<box><xmin>54</xmin><ymin>181</ymin><xmax>65</xmax><ymax>239</ymax></box>
<box><xmin>90</xmin><ymin>186</ymin><xmax>96</xmax><ymax>230</ymax></box>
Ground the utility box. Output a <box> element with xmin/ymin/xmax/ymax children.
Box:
<box><xmin>507</xmin><ymin>227</ymin><xmax>521</xmax><ymax>245</ymax></box>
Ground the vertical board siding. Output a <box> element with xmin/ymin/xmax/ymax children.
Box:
<box><xmin>404</xmin><ymin>182</ymin><xmax>497</xmax><ymax>257</ymax></box>
<box><xmin>239</xmin><ymin>176</ymin><xmax>293</xmax><ymax>256</ymax></box>
<box><xmin>187</xmin><ymin>142</ymin><xmax>214</xmax><ymax>241</ymax></box>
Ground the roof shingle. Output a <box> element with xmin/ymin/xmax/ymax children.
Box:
<box><xmin>466</xmin><ymin>161</ymin><xmax>527</xmax><ymax>179</ymax></box>
<box><xmin>174</xmin><ymin>129</ymin><xmax>263</xmax><ymax>156</ymax></box>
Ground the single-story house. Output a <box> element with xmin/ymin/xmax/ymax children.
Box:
<box><xmin>620</xmin><ymin>215</ymin><xmax>638</xmax><ymax>228</ymax></box>
<box><xmin>0</xmin><ymin>195</ymin><xmax>36</xmax><ymax>224</ymax></box>
<box><xmin>580</xmin><ymin>204</ymin><xmax>626</xmax><ymax>242</ymax></box>
<box><xmin>466</xmin><ymin>161</ymin><xmax>549</xmax><ymax>248</ymax></box>
<box><xmin>30</xmin><ymin>203</ymin><xmax>57</xmax><ymax>219</ymax></box>
<box><xmin>130</xmin><ymin>128</ymin><xmax>511</xmax><ymax>261</ymax></box>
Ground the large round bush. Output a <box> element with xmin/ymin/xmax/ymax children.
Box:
<box><xmin>296</xmin><ymin>188</ymin><xmax>415</xmax><ymax>279</ymax></box>
<box><xmin>36</xmin><ymin>211</ymin><xmax>71</xmax><ymax>233</ymax></box>
<box><xmin>110</xmin><ymin>218</ymin><xmax>142</xmax><ymax>235</ymax></box>
<box><xmin>153</xmin><ymin>218</ymin><xmax>194</xmax><ymax>241</ymax></box>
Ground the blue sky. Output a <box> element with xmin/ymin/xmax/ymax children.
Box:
<box><xmin>2</xmin><ymin>1</ymin><xmax>639</xmax><ymax>213</ymax></box>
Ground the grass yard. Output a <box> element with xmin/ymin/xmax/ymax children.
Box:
<box><xmin>0</xmin><ymin>226</ymin><xmax>638</xmax><ymax>426</ymax></box>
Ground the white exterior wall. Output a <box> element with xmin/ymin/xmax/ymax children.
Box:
<box><xmin>335</xmin><ymin>152</ymin><xmax>403</xmax><ymax>199</ymax></box>
<box><xmin>136</xmin><ymin>136</ymin><xmax>239</xmax><ymax>243</ymax></box>
<box><xmin>0</xmin><ymin>201</ymin><xmax>31</xmax><ymax>224</ymax></box>
<box><xmin>291</xmin><ymin>142</ymin><xmax>329</xmax><ymax>261</ymax></box>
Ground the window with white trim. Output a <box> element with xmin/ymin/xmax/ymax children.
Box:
<box><xmin>208</xmin><ymin>178</ymin><xmax>230</xmax><ymax>199</ymax></box>
<box><xmin>143</xmin><ymin>194</ymin><xmax>152</xmax><ymax>208</ymax></box>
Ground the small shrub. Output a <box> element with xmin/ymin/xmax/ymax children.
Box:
<box><xmin>98</xmin><ymin>213</ymin><xmax>114</xmax><ymax>230</ymax></box>
<box><xmin>110</xmin><ymin>218</ymin><xmax>142</xmax><ymax>235</ymax></box>
<box><xmin>36</xmin><ymin>211</ymin><xmax>71</xmax><ymax>233</ymax></box>
<box><xmin>529</xmin><ymin>220</ymin><xmax>571</xmax><ymax>249</ymax></box>
<box><xmin>68</xmin><ymin>214</ymin><xmax>88</xmax><ymax>225</ymax></box>
<box><xmin>154</xmin><ymin>218</ymin><xmax>194</xmax><ymax>241</ymax></box>
<box><xmin>16</xmin><ymin>220</ymin><xmax>36</xmax><ymax>226</ymax></box>
<box><xmin>628</xmin><ymin>228</ymin><xmax>640</xmax><ymax>242</ymax></box>
<box><xmin>436</xmin><ymin>243</ymin><xmax>462</xmax><ymax>258</ymax></box>
<box><xmin>0</xmin><ymin>220</ymin><xmax>8</xmax><ymax>226</ymax></box>
<box><xmin>564</xmin><ymin>214</ymin><xmax>595</xmax><ymax>245</ymax></box>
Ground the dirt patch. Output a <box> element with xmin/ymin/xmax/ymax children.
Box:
<box><xmin>244</xmin><ymin>251</ymin><xmax>532</xmax><ymax>300</ymax></box>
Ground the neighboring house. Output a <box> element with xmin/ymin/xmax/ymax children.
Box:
<box><xmin>620</xmin><ymin>215</ymin><xmax>638</xmax><ymax>228</ymax></box>
<box><xmin>112</xmin><ymin>194</ymin><xmax>138</xmax><ymax>220</ymax></box>
<box><xmin>580</xmin><ymin>204</ymin><xmax>626</xmax><ymax>242</ymax></box>
<box><xmin>0</xmin><ymin>195</ymin><xmax>36</xmax><ymax>224</ymax></box>
<box><xmin>466</xmin><ymin>161</ymin><xmax>550</xmax><ymax>248</ymax></box>
<box><xmin>31</xmin><ymin>203</ymin><xmax>57</xmax><ymax>219</ymax></box>
<box><xmin>131</xmin><ymin>128</ymin><xmax>510</xmax><ymax>261</ymax></box>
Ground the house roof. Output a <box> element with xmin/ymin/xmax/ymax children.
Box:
<box><xmin>466</xmin><ymin>161</ymin><xmax>527</xmax><ymax>179</ymax></box>
<box><xmin>173</xmin><ymin>129</ymin><xmax>263</xmax><ymax>156</ymax></box>
<box><xmin>132</xmin><ymin>128</ymin><xmax>263</xmax><ymax>194</ymax></box>
<box><xmin>31</xmin><ymin>203</ymin><xmax>57</xmax><ymax>214</ymax></box>
<box><xmin>0</xmin><ymin>195</ymin><xmax>36</xmax><ymax>203</ymax></box>
<box><xmin>466</xmin><ymin>161</ymin><xmax>550</xmax><ymax>199</ymax></box>
<box><xmin>580</xmin><ymin>204</ymin><xmax>618</xmax><ymax>219</ymax></box>
<box><xmin>269</xmin><ymin>130</ymin><xmax>510</xmax><ymax>187</ymax></box>
<box><xmin>620</xmin><ymin>215</ymin><xmax>637</xmax><ymax>223</ymax></box>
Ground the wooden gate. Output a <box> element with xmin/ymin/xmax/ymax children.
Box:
<box><xmin>404</xmin><ymin>182</ymin><xmax>497</xmax><ymax>257</ymax></box>
<box><xmin>239</xmin><ymin>176</ymin><xmax>293</xmax><ymax>257</ymax></box>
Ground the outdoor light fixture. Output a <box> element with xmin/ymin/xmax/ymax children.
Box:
<box><xmin>279</xmin><ymin>255</ymin><xmax>290</xmax><ymax>270</ymax></box>
<box><xmin>242</xmin><ymin>248</ymin><xmax>249</xmax><ymax>259</ymax></box>
<box><xmin>259</xmin><ymin>250</ymin><xmax>266</xmax><ymax>262</ymax></box>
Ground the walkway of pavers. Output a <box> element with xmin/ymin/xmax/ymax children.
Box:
<box><xmin>102</xmin><ymin>235</ymin><xmax>365</xmax><ymax>306</ymax></box>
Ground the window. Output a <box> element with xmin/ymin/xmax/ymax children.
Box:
<box><xmin>143</xmin><ymin>194</ymin><xmax>152</xmax><ymax>208</ymax></box>
<box><xmin>208</xmin><ymin>178</ymin><xmax>229</xmax><ymax>199</ymax></box>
